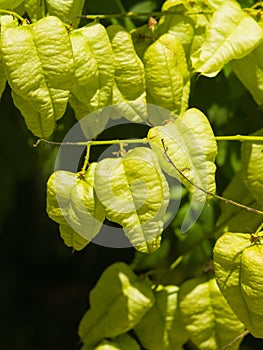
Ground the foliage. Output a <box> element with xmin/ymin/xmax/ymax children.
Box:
<box><xmin>0</xmin><ymin>0</ymin><xmax>263</xmax><ymax>349</ymax></box>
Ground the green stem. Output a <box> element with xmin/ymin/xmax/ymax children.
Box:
<box><xmin>78</xmin><ymin>10</ymin><xmax>212</xmax><ymax>20</ymax></box>
<box><xmin>115</xmin><ymin>0</ymin><xmax>135</xmax><ymax>30</ymax></box>
<box><xmin>256</xmin><ymin>222</ymin><xmax>263</xmax><ymax>234</ymax></box>
<box><xmin>80</xmin><ymin>142</ymin><xmax>92</xmax><ymax>174</ymax></box>
<box><xmin>251</xmin><ymin>1</ymin><xmax>263</xmax><ymax>9</ymax></box>
<box><xmin>0</xmin><ymin>9</ymin><xmax>26</xmax><ymax>23</ymax></box>
<box><xmin>215</xmin><ymin>135</ymin><xmax>263</xmax><ymax>142</ymax></box>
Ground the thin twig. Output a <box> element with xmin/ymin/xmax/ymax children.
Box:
<box><xmin>33</xmin><ymin>139</ymin><xmax>85</xmax><ymax>147</ymax></box>
<box><xmin>161</xmin><ymin>139</ymin><xmax>263</xmax><ymax>216</ymax></box>
<box><xmin>33</xmin><ymin>138</ymin><xmax>149</xmax><ymax>147</ymax></box>
<box><xmin>221</xmin><ymin>330</ymin><xmax>249</xmax><ymax>350</ymax></box>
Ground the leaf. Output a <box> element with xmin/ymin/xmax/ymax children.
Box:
<box><xmin>232</xmin><ymin>42</ymin><xmax>263</xmax><ymax>106</ymax></box>
<box><xmin>134</xmin><ymin>285</ymin><xmax>188</xmax><ymax>350</ymax></box>
<box><xmin>46</xmin><ymin>164</ymin><xmax>105</xmax><ymax>250</ymax></box>
<box><xmin>78</xmin><ymin>262</ymin><xmax>155</xmax><ymax>347</ymax></box>
<box><xmin>46</xmin><ymin>0</ymin><xmax>85</xmax><ymax>27</ymax></box>
<box><xmin>147</xmin><ymin>108</ymin><xmax>217</xmax><ymax>201</ymax></box>
<box><xmin>69</xmin><ymin>23</ymin><xmax>115</xmax><ymax>118</ymax></box>
<box><xmin>241</xmin><ymin>129</ymin><xmax>263</xmax><ymax>207</ymax></box>
<box><xmin>144</xmin><ymin>33</ymin><xmax>190</xmax><ymax>114</ymax></box>
<box><xmin>94</xmin><ymin>147</ymin><xmax>170</xmax><ymax>253</ymax></box>
<box><xmin>192</xmin><ymin>1</ymin><xmax>263</xmax><ymax>77</ymax></box>
<box><xmin>81</xmin><ymin>334</ymin><xmax>140</xmax><ymax>350</ymax></box>
<box><xmin>214</xmin><ymin>231</ymin><xmax>263</xmax><ymax>338</ymax></box>
<box><xmin>178</xmin><ymin>277</ymin><xmax>246</xmax><ymax>349</ymax></box>
<box><xmin>214</xmin><ymin>171</ymin><xmax>262</xmax><ymax>239</ymax></box>
<box><xmin>107</xmin><ymin>24</ymin><xmax>147</xmax><ymax>123</ymax></box>
<box><xmin>1</xmin><ymin>16</ymin><xmax>75</xmax><ymax>137</ymax></box>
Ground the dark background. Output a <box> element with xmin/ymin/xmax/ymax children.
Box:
<box><xmin>1</xmin><ymin>0</ymin><xmax>263</xmax><ymax>349</ymax></box>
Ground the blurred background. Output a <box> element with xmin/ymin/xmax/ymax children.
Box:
<box><xmin>1</xmin><ymin>0</ymin><xmax>263</xmax><ymax>349</ymax></box>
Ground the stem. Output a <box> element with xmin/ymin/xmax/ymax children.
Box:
<box><xmin>33</xmin><ymin>138</ymin><xmax>149</xmax><ymax>147</ymax></box>
<box><xmin>161</xmin><ymin>139</ymin><xmax>263</xmax><ymax>216</ymax></box>
<box><xmin>221</xmin><ymin>330</ymin><xmax>249</xmax><ymax>350</ymax></box>
<box><xmin>256</xmin><ymin>222</ymin><xmax>263</xmax><ymax>234</ymax></box>
<box><xmin>0</xmin><ymin>9</ymin><xmax>26</xmax><ymax>23</ymax></box>
<box><xmin>251</xmin><ymin>1</ymin><xmax>263</xmax><ymax>9</ymax></box>
<box><xmin>80</xmin><ymin>142</ymin><xmax>92</xmax><ymax>174</ymax></box>
<box><xmin>215</xmin><ymin>135</ymin><xmax>263</xmax><ymax>142</ymax></box>
<box><xmin>77</xmin><ymin>10</ymin><xmax>213</xmax><ymax>20</ymax></box>
<box><xmin>115</xmin><ymin>0</ymin><xmax>135</xmax><ymax>30</ymax></box>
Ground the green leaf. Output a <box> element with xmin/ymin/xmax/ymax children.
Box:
<box><xmin>144</xmin><ymin>33</ymin><xmax>190</xmax><ymax>114</ymax></box>
<box><xmin>1</xmin><ymin>16</ymin><xmax>75</xmax><ymax>137</ymax></box>
<box><xmin>78</xmin><ymin>262</ymin><xmax>155</xmax><ymax>347</ymax></box>
<box><xmin>148</xmin><ymin>108</ymin><xmax>217</xmax><ymax>201</ymax></box>
<box><xmin>94</xmin><ymin>147</ymin><xmax>170</xmax><ymax>253</ymax></box>
<box><xmin>214</xmin><ymin>171</ymin><xmax>262</xmax><ymax>239</ymax></box>
<box><xmin>214</xmin><ymin>231</ymin><xmax>263</xmax><ymax>338</ymax></box>
<box><xmin>241</xmin><ymin>129</ymin><xmax>263</xmax><ymax>207</ymax></box>
<box><xmin>178</xmin><ymin>277</ymin><xmax>246</xmax><ymax>349</ymax></box>
<box><xmin>46</xmin><ymin>164</ymin><xmax>105</xmax><ymax>250</ymax></box>
<box><xmin>46</xmin><ymin>0</ymin><xmax>85</xmax><ymax>27</ymax></box>
<box><xmin>81</xmin><ymin>334</ymin><xmax>140</xmax><ymax>350</ymax></box>
<box><xmin>0</xmin><ymin>0</ymin><xmax>24</xmax><ymax>9</ymax></box>
<box><xmin>107</xmin><ymin>24</ymin><xmax>147</xmax><ymax>123</ymax></box>
<box><xmin>192</xmin><ymin>1</ymin><xmax>263</xmax><ymax>77</ymax></box>
<box><xmin>134</xmin><ymin>285</ymin><xmax>188</xmax><ymax>350</ymax></box>
<box><xmin>232</xmin><ymin>43</ymin><xmax>263</xmax><ymax>105</ymax></box>
<box><xmin>69</xmin><ymin>23</ymin><xmax>115</xmax><ymax>119</ymax></box>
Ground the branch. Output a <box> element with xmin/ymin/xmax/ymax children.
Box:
<box><xmin>161</xmin><ymin>139</ymin><xmax>263</xmax><ymax>216</ymax></box>
<box><xmin>33</xmin><ymin>138</ymin><xmax>149</xmax><ymax>147</ymax></box>
<box><xmin>75</xmin><ymin>10</ymin><xmax>213</xmax><ymax>20</ymax></box>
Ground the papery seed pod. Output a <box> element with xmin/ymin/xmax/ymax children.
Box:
<box><xmin>214</xmin><ymin>231</ymin><xmax>263</xmax><ymax>338</ymax></box>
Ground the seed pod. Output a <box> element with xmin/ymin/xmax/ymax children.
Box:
<box><xmin>144</xmin><ymin>33</ymin><xmax>190</xmax><ymax>115</ymax></box>
<box><xmin>148</xmin><ymin>108</ymin><xmax>217</xmax><ymax>201</ymax></box>
<box><xmin>69</xmin><ymin>23</ymin><xmax>114</xmax><ymax>118</ymax></box>
<box><xmin>46</xmin><ymin>163</ymin><xmax>105</xmax><ymax>250</ymax></box>
<box><xmin>107</xmin><ymin>24</ymin><xmax>147</xmax><ymax>123</ymax></box>
<box><xmin>1</xmin><ymin>16</ymin><xmax>75</xmax><ymax>137</ymax></box>
<box><xmin>134</xmin><ymin>285</ymin><xmax>188</xmax><ymax>349</ymax></box>
<box><xmin>178</xmin><ymin>277</ymin><xmax>245</xmax><ymax>349</ymax></box>
<box><xmin>94</xmin><ymin>147</ymin><xmax>169</xmax><ymax>253</ymax></box>
<box><xmin>214</xmin><ymin>231</ymin><xmax>263</xmax><ymax>338</ymax></box>
<box><xmin>79</xmin><ymin>262</ymin><xmax>154</xmax><ymax>347</ymax></box>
